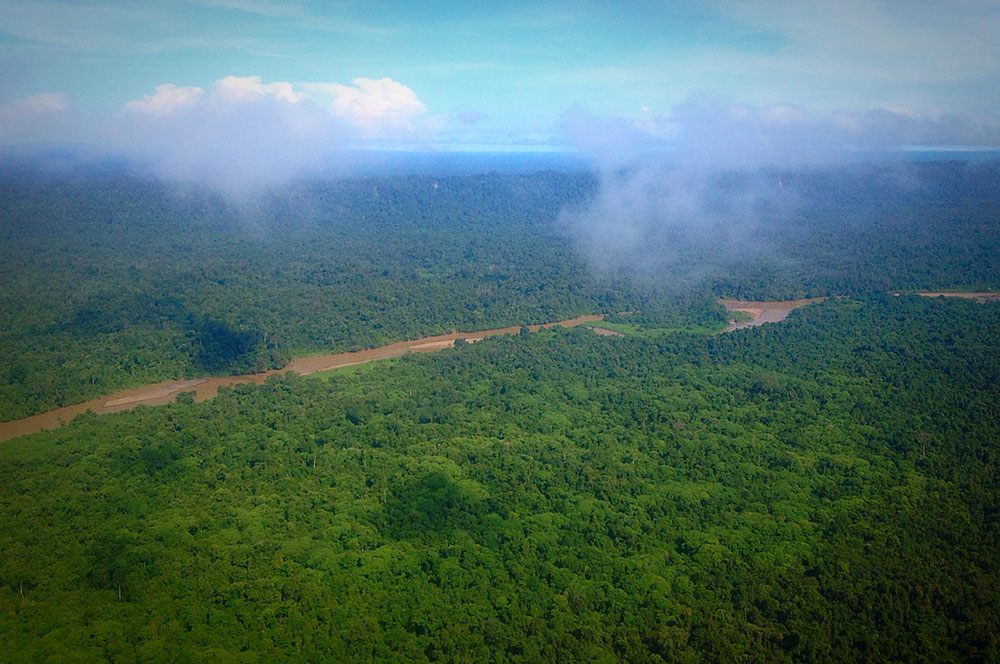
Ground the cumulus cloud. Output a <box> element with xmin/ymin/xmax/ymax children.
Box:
<box><xmin>215</xmin><ymin>75</ymin><xmax>300</xmax><ymax>103</ymax></box>
<box><xmin>120</xmin><ymin>74</ymin><xmax>427</xmax><ymax>135</ymax></box>
<box><xmin>124</xmin><ymin>84</ymin><xmax>206</xmax><ymax>115</ymax></box>
<box><xmin>303</xmin><ymin>77</ymin><xmax>427</xmax><ymax>136</ymax></box>
<box><xmin>114</xmin><ymin>74</ymin><xmax>430</xmax><ymax>198</ymax></box>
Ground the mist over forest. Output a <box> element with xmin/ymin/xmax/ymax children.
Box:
<box><xmin>2</xmin><ymin>155</ymin><xmax>998</xmax><ymax>418</ymax></box>
<box><xmin>1</xmin><ymin>149</ymin><xmax>999</xmax><ymax>661</ymax></box>
<box><xmin>3</xmin><ymin>1</ymin><xmax>1000</xmax><ymax>656</ymax></box>
<box><xmin>1</xmin><ymin>123</ymin><xmax>999</xmax><ymax>664</ymax></box>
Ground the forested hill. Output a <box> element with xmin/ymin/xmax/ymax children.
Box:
<box><xmin>2</xmin><ymin>162</ymin><xmax>1000</xmax><ymax>421</ymax></box>
<box><xmin>1</xmin><ymin>294</ymin><xmax>998</xmax><ymax>662</ymax></box>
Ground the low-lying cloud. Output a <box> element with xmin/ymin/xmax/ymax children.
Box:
<box><xmin>560</xmin><ymin>163</ymin><xmax>788</xmax><ymax>285</ymax></box>
<box><xmin>0</xmin><ymin>93</ymin><xmax>73</xmax><ymax>144</ymax></box>
<box><xmin>112</xmin><ymin>75</ymin><xmax>430</xmax><ymax>198</ymax></box>
<box><xmin>559</xmin><ymin>99</ymin><xmax>1000</xmax><ymax>284</ymax></box>
<box><xmin>561</xmin><ymin>100</ymin><xmax>1000</xmax><ymax>169</ymax></box>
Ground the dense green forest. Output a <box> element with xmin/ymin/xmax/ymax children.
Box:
<box><xmin>3</xmin><ymin>162</ymin><xmax>1000</xmax><ymax>420</ymax></box>
<box><xmin>0</xmin><ymin>172</ymin><xmax>641</xmax><ymax>420</ymax></box>
<box><xmin>2</xmin><ymin>161</ymin><xmax>999</xmax><ymax>661</ymax></box>
<box><xmin>713</xmin><ymin>162</ymin><xmax>1000</xmax><ymax>297</ymax></box>
<box><xmin>1</xmin><ymin>294</ymin><xmax>998</xmax><ymax>662</ymax></box>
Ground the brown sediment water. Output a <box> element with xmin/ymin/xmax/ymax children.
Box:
<box><xmin>912</xmin><ymin>291</ymin><xmax>1000</xmax><ymax>303</ymax></box>
<box><xmin>721</xmin><ymin>291</ymin><xmax>999</xmax><ymax>333</ymax></box>
<box><xmin>718</xmin><ymin>297</ymin><xmax>829</xmax><ymax>332</ymax></box>
<box><xmin>0</xmin><ymin>314</ymin><xmax>606</xmax><ymax>442</ymax></box>
<box><xmin>7</xmin><ymin>292</ymin><xmax>994</xmax><ymax>443</ymax></box>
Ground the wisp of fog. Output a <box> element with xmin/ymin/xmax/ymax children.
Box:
<box><xmin>556</xmin><ymin>99</ymin><xmax>999</xmax><ymax>286</ymax></box>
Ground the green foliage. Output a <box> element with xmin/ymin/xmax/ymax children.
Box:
<box><xmin>5</xmin><ymin>163</ymin><xmax>1000</xmax><ymax>420</ymax></box>
<box><xmin>1</xmin><ymin>296</ymin><xmax>998</xmax><ymax>662</ymax></box>
<box><xmin>2</xmin><ymin>162</ymin><xmax>1000</xmax><ymax>660</ymax></box>
<box><xmin>709</xmin><ymin>163</ymin><xmax>1000</xmax><ymax>298</ymax></box>
<box><xmin>0</xmin><ymin>172</ymin><xmax>650</xmax><ymax>419</ymax></box>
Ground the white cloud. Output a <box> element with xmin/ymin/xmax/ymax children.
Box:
<box><xmin>557</xmin><ymin>106</ymin><xmax>680</xmax><ymax>171</ymax></box>
<box><xmin>115</xmin><ymin>75</ymin><xmax>431</xmax><ymax>197</ymax></box>
<box><xmin>0</xmin><ymin>92</ymin><xmax>71</xmax><ymax>143</ymax></box>
<box><xmin>560</xmin><ymin>99</ymin><xmax>1000</xmax><ymax>170</ymax></box>
<box><xmin>558</xmin><ymin>96</ymin><xmax>1000</xmax><ymax>282</ymax></box>
<box><xmin>1</xmin><ymin>92</ymin><xmax>67</xmax><ymax>115</ymax></box>
<box><xmin>124</xmin><ymin>84</ymin><xmax>205</xmax><ymax>115</ymax></box>
<box><xmin>214</xmin><ymin>75</ymin><xmax>301</xmax><ymax>104</ymax></box>
<box><xmin>303</xmin><ymin>77</ymin><xmax>427</xmax><ymax>136</ymax></box>
<box><xmin>123</xmin><ymin>75</ymin><xmax>427</xmax><ymax>137</ymax></box>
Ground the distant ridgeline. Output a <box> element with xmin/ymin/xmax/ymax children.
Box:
<box><xmin>1</xmin><ymin>162</ymin><xmax>1000</xmax><ymax>420</ymax></box>
<box><xmin>1</xmin><ymin>294</ymin><xmax>998</xmax><ymax>661</ymax></box>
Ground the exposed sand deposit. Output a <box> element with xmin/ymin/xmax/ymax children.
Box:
<box><xmin>0</xmin><ymin>314</ymin><xmax>605</xmax><ymax>442</ymax></box>
<box><xmin>7</xmin><ymin>292</ymin><xmax>995</xmax><ymax>443</ymax></box>
<box><xmin>913</xmin><ymin>291</ymin><xmax>1000</xmax><ymax>303</ymax></box>
<box><xmin>721</xmin><ymin>291</ymin><xmax>999</xmax><ymax>333</ymax></box>
<box><xmin>588</xmin><ymin>327</ymin><xmax>626</xmax><ymax>337</ymax></box>
<box><xmin>719</xmin><ymin>297</ymin><xmax>829</xmax><ymax>331</ymax></box>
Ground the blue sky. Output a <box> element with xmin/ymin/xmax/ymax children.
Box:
<box><xmin>2</xmin><ymin>0</ymin><xmax>999</xmax><ymax>158</ymax></box>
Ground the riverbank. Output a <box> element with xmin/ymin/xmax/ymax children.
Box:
<box><xmin>911</xmin><ymin>291</ymin><xmax>1000</xmax><ymax>303</ymax></box>
<box><xmin>719</xmin><ymin>297</ymin><xmax>829</xmax><ymax>331</ymax></box>
<box><xmin>0</xmin><ymin>314</ymin><xmax>605</xmax><ymax>442</ymax></box>
<box><xmin>4</xmin><ymin>292</ymin><xmax>997</xmax><ymax>442</ymax></box>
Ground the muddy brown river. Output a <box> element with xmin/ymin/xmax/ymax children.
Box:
<box><xmin>719</xmin><ymin>291</ymin><xmax>1000</xmax><ymax>331</ymax></box>
<box><xmin>912</xmin><ymin>291</ymin><xmax>1000</xmax><ymax>303</ymax></box>
<box><xmin>3</xmin><ymin>292</ymin><xmax>995</xmax><ymax>443</ymax></box>
<box><xmin>0</xmin><ymin>314</ymin><xmax>605</xmax><ymax>442</ymax></box>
